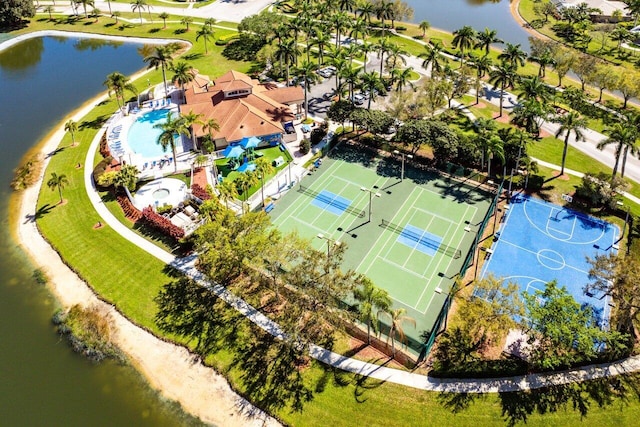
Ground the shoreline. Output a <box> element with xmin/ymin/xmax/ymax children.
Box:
<box><xmin>5</xmin><ymin>32</ymin><xmax>280</xmax><ymax>427</ymax></box>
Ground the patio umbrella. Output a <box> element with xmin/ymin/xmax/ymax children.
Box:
<box><xmin>223</xmin><ymin>145</ymin><xmax>245</xmax><ymax>158</ymax></box>
<box><xmin>237</xmin><ymin>162</ymin><xmax>256</xmax><ymax>173</ymax></box>
<box><xmin>240</xmin><ymin>136</ymin><xmax>261</xmax><ymax>149</ymax></box>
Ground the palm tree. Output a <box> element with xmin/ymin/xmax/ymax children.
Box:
<box><xmin>47</xmin><ymin>172</ymin><xmax>69</xmax><ymax>205</ymax></box>
<box><xmin>77</xmin><ymin>0</ymin><xmax>94</xmax><ymax>18</ymax></box>
<box><xmin>235</xmin><ymin>171</ymin><xmax>258</xmax><ymax>203</ymax></box>
<box><xmin>130</xmin><ymin>0</ymin><xmax>148</xmax><ymax>24</ymax></box>
<box><xmin>295</xmin><ymin>60</ymin><xmax>319</xmax><ymax>119</ymax></box>
<box><xmin>341</xmin><ymin>64</ymin><xmax>360</xmax><ymax>100</ymax></box>
<box><xmin>375</xmin><ymin>0</ymin><xmax>394</xmax><ymax>29</ymax></box>
<box><xmin>529</xmin><ymin>50</ymin><xmax>555</xmax><ymax>78</ymax></box>
<box><xmin>330</xmin><ymin>11</ymin><xmax>350</xmax><ymax>47</ymax></box>
<box><xmin>488</xmin><ymin>61</ymin><xmax>518</xmax><ymax>117</ymax></box>
<box><xmin>498</xmin><ymin>43</ymin><xmax>527</xmax><ymax>69</ymax></box>
<box><xmin>597</xmin><ymin>123</ymin><xmax>639</xmax><ymax>179</ymax></box>
<box><xmin>468</xmin><ymin>53</ymin><xmax>493</xmax><ymax>105</ymax></box>
<box><xmin>360</xmin><ymin>71</ymin><xmax>385</xmax><ymax>109</ymax></box>
<box><xmin>473</xmin><ymin>117</ymin><xmax>497</xmax><ymax>170</ymax></box>
<box><xmin>154</xmin><ymin>112</ymin><xmax>189</xmax><ymax>173</ymax></box>
<box><xmin>196</xmin><ymin>25</ymin><xmax>214</xmax><ymax>54</ymax></box>
<box><xmin>105</xmin><ymin>0</ymin><xmax>112</xmax><ymax>14</ymax></box>
<box><xmin>255</xmin><ymin>157</ymin><xmax>275</xmax><ymax>208</ymax></box>
<box><xmin>217</xmin><ymin>180</ymin><xmax>238</xmax><ymax>209</ymax></box>
<box><xmin>170</xmin><ymin>61</ymin><xmax>194</xmax><ymax>103</ymax></box>
<box><xmin>202</xmin><ymin>118</ymin><xmax>220</xmax><ymax>151</ymax></box>
<box><xmin>517</xmin><ymin>76</ymin><xmax>553</xmax><ymax>103</ymax></box>
<box><xmin>43</xmin><ymin>5</ymin><xmax>55</xmax><ymax>20</ymax></box>
<box><xmin>143</xmin><ymin>45</ymin><xmax>175</xmax><ymax>97</ymax></box>
<box><xmin>376</xmin><ymin>37</ymin><xmax>394</xmax><ymax>75</ymax></box>
<box><xmin>180</xmin><ymin>110</ymin><xmax>203</xmax><ymax>150</ymax></box>
<box><xmin>419</xmin><ymin>42</ymin><xmax>444</xmax><ymax>76</ymax></box>
<box><xmin>419</xmin><ymin>20</ymin><xmax>430</xmax><ymax>38</ymax></box>
<box><xmin>349</xmin><ymin>17</ymin><xmax>369</xmax><ymax>44</ymax></box>
<box><xmin>158</xmin><ymin>12</ymin><xmax>169</xmax><ymax>28</ymax></box>
<box><xmin>485</xmin><ymin>134</ymin><xmax>505</xmax><ymax>176</ymax></box>
<box><xmin>357</xmin><ymin>0</ymin><xmax>375</xmax><ymax>24</ymax></box>
<box><xmin>310</xmin><ymin>30</ymin><xmax>332</xmax><ymax>66</ymax></box>
<box><xmin>554</xmin><ymin>111</ymin><xmax>587</xmax><ymax>176</ymax></box>
<box><xmin>64</xmin><ymin>119</ymin><xmax>78</xmax><ymax>145</ymax></box>
<box><xmin>390</xmin><ymin>67</ymin><xmax>414</xmax><ymax>92</ymax></box>
<box><xmin>452</xmin><ymin>25</ymin><xmax>476</xmax><ymax>64</ymax></box>
<box><xmin>383</xmin><ymin>308</ymin><xmax>416</xmax><ymax>358</ymax></box>
<box><xmin>385</xmin><ymin>43</ymin><xmax>407</xmax><ymax>71</ymax></box>
<box><xmin>275</xmin><ymin>37</ymin><xmax>299</xmax><ymax>85</ymax></box>
<box><xmin>474</xmin><ymin>28</ymin><xmax>502</xmax><ymax>56</ymax></box>
<box><xmin>204</xmin><ymin>17</ymin><xmax>217</xmax><ymax>29</ymax></box>
<box><xmin>353</xmin><ymin>277</ymin><xmax>391</xmax><ymax>345</ymax></box>
<box><xmin>112</xmin><ymin>10</ymin><xmax>121</xmax><ymax>24</ymax></box>
<box><xmin>180</xmin><ymin>16</ymin><xmax>193</xmax><ymax>32</ymax></box>
<box><xmin>103</xmin><ymin>72</ymin><xmax>137</xmax><ymax>112</ymax></box>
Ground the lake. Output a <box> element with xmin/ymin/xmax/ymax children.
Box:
<box><xmin>405</xmin><ymin>0</ymin><xmax>533</xmax><ymax>49</ymax></box>
<box><xmin>0</xmin><ymin>36</ymin><xmax>201</xmax><ymax>427</ymax></box>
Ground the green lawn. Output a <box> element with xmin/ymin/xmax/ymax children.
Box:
<box><xmin>17</xmin><ymin>14</ymin><xmax>640</xmax><ymax>427</ymax></box>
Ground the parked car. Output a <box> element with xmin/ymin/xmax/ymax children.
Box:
<box><xmin>352</xmin><ymin>94</ymin><xmax>365</xmax><ymax>105</ymax></box>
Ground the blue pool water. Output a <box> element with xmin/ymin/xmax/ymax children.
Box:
<box><xmin>127</xmin><ymin>108</ymin><xmax>177</xmax><ymax>159</ymax></box>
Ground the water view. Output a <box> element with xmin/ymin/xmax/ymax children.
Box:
<box><xmin>406</xmin><ymin>0</ymin><xmax>532</xmax><ymax>49</ymax></box>
<box><xmin>0</xmin><ymin>36</ymin><xmax>199</xmax><ymax>426</ymax></box>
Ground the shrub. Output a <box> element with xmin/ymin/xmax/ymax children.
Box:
<box><xmin>97</xmin><ymin>171</ymin><xmax>118</xmax><ymax>188</ymax></box>
<box><xmin>141</xmin><ymin>206</ymin><xmax>185</xmax><ymax>240</ymax></box>
<box><xmin>11</xmin><ymin>154</ymin><xmax>42</xmax><ymax>191</ymax></box>
<box><xmin>575</xmin><ymin>172</ymin><xmax>628</xmax><ymax>210</ymax></box>
<box><xmin>32</xmin><ymin>268</ymin><xmax>48</xmax><ymax>285</ymax></box>
<box><xmin>300</xmin><ymin>138</ymin><xmax>311</xmax><ymax>155</ymax></box>
<box><xmin>191</xmin><ymin>183</ymin><xmax>212</xmax><ymax>201</ymax></box>
<box><xmin>156</xmin><ymin>205</ymin><xmax>173</xmax><ymax>215</ymax></box>
<box><xmin>395</xmin><ymin>26</ymin><xmax>407</xmax><ymax>31</ymax></box>
<box><xmin>92</xmin><ymin>156</ymin><xmax>113</xmax><ymax>189</ymax></box>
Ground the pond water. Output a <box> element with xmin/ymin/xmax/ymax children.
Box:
<box><xmin>0</xmin><ymin>36</ymin><xmax>201</xmax><ymax>427</ymax></box>
<box><xmin>405</xmin><ymin>0</ymin><xmax>533</xmax><ymax>49</ymax></box>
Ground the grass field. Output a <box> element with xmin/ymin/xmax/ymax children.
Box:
<box><xmin>271</xmin><ymin>144</ymin><xmax>493</xmax><ymax>351</ymax></box>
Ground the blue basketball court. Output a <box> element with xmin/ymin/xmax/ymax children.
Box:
<box><xmin>481</xmin><ymin>194</ymin><xmax>618</xmax><ymax>327</ymax></box>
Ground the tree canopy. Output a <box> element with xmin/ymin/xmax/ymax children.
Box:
<box><xmin>0</xmin><ymin>0</ymin><xmax>35</xmax><ymax>28</ymax></box>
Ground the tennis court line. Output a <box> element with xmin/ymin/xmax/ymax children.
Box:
<box><xmin>494</xmin><ymin>239</ymin><xmax>592</xmax><ymax>276</ymax></box>
<box><xmin>399</xmin><ymin>210</ymin><xmax>437</xmax><ymax>270</ymax></box>
<box><xmin>546</xmin><ymin>207</ymin><xmax>576</xmax><ymax>239</ymax></box>
<box><xmin>412</xmin><ymin>205</ymin><xmax>464</xmax><ymax>227</ymax></box>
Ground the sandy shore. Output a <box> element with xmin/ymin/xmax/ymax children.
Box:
<box><xmin>8</xmin><ymin>32</ymin><xmax>280</xmax><ymax>427</ymax></box>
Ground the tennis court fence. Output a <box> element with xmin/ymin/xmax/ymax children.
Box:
<box><xmin>380</xmin><ymin>219</ymin><xmax>462</xmax><ymax>259</ymax></box>
<box><xmin>298</xmin><ymin>185</ymin><xmax>366</xmax><ymax>218</ymax></box>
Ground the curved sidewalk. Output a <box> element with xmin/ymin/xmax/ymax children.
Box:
<box><xmin>84</xmin><ymin>108</ymin><xmax>640</xmax><ymax>393</ymax></box>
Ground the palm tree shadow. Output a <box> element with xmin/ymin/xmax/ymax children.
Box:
<box><xmin>24</xmin><ymin>204</ymin><xmax>55</xmax><ymax>223</ymax></box>
<box><xmin>46</xmin><ymin>147</ymin><xmax>66</xmax><ymax>158</ymax></box>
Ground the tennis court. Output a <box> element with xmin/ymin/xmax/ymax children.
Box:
<box><xmin>270</xmin><ymin>145</ymin><xmax>494</xmax><ymax>351</ymax></box>
<box><xmin>481</xmin><ymin>194</ymin><xmax>617</xmax><ymax>327</ymax></box>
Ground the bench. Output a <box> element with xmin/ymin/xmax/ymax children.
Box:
<box><xmin>264</xmin><ymin>203</ymin><xmax>275</xmax><ymax>213</ymax></box>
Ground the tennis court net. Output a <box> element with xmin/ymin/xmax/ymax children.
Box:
<box><xmin>380</xmin><ymin>219</ymin><xmax>461</xmax><ymax>259</ymax></box>
<box><xmin>298</xmin><ymin>185</ymin><xmax>365</xmax><ymax>218</ymax></box>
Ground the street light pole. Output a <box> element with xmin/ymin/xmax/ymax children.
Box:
<box><xmin>317</xmin><ymin>233</ymin><xmax>341</xmax><ymax>261</ymax></box>
<box><xmin>361</xmin><ymin>186</ymin><xmax>381</xmax><ymax>222</ymax></box>
<box><xmin>393</xmin><ymin>150</ymin><xmax>413</xmax><ymax>181</ymax></box>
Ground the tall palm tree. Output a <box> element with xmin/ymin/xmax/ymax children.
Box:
<box><xmin>488</xmin><ymin>61</ymin><xmax>518</xmax><ymax>117</ymax></box>
<box><xmin>485</xmin><ymin>134</ymin><xmax>505</xmax><ymax>176</ymax></box>
<box><xmin>64</xmin><ymin>119</ymin><xmax>78</xmax><ymax>145</ymax></box>
<box><xmin>349</xmin><ymin>17</ymin><xmax>369</xmax><ymax>44</ymax></box>
<box><xmin>130</xmin><ymin>0</ymin><xmax>148</xmax><ymax>24</ymax></box>
<box><xmin>255</xmin><ymin>157</ymin><xmax>275</xmax><ymax>208</ymax></box>
<box><xmin>419</xmin><ymin>42</ymin><xmax>444</xmax><ymax>76</ymax></box>
<box><xmin>376</xmin><ymin>37</ymin><xmax>394</xmax><ymax>75</ymax></box>
<box><xmin>357</xmin><ymin>0</ymin><xmax>375</xmax><ymax>24</ymax></box>
<box><xmin>360</xmin><ymin>41</ymin><xmax>375</xmax><ymax>73</ymax></box>
<box><xmin>385</xmin><ymin>43</ymin><xmax>407</xmax><ymax>71</ymax></box>
<box><xmin>330</xmin><ymin>53</ymin><xmax>349</xmax><ymax>97</ymax></box>
<box><xmin>474</xmin><ymin>28</ymin><xmax>502</xmax><ymax>56</ymax></box>
<box><xmin>77</xmin><ymin>0</ymin><xmax>94</xmax><ymax>18</ymax></box>
<box><xmin>158</xmin><ymin>12</ymin><xmax>169</xmax><ymax>29</ymax></box>
<box><xmin>235</xmin><ymin>171</ymin><xmax>258</xmax><ymax>203</ymax></box>
<box><xmin>217</xmin><ymin>180</ymin><xmax>238</xmax><ymax>209</ymax></box>
<box><xmin>331</xmin><ymin>11</ymin><xmax>350</xmax><ymax>48</ymax></box>
<box><xmin>498</xmin><ymin>43</ymin><xmax>527</xmax><ymax>69</ymax></box>
<box><xmin>47</xmin><ymin>172</ymin><xmax>69</xmax><ymax>204</ymax></box>
<box><xmin>103</xmin><ymin>72</ymin><xmax>137</xmax><ymax>112</ymax></box>
<box><xmin>452</xmin><ymin>25</ymin><xmax>476</xmax><ymax>64</ymax></box>
<box><xmin>419</xmin><ymin>20</ymin><xmax>430</xmax><ymax>38</ymax></box>
<box><xmin>383</xmin><ymin>308</ymin><xmax>416</xmax><ymax>358</ymax></box>
<box><xmin>180</xmin><ymin>110</ymin><xmax>203</xmax><ymax>150</ymax></box>
<box><xmin>529</xmin><ymin>50</ymin><xmax>555</xmax><ymax>78</ymax></box>
<box><xmin>295</xmin><ymin>60</ymin><xmax>320</xmax><ymax>119</ymax></box>
<box><xmin>353</xmin><ymin>277</ymin><xmax>391</xmax><ymax>345</ymax></box>
<box><xmin>143</xmin><ymin>45</ymin><xmax>175</xmax><ymax>96</ymax></box>
<box><xmin>554</xmin><ymin>111</ymin><xmax>587</xmax><ymax>176</ymax></box>
<box><xmin>597</xmin><ymin>123</ymin><xmax>639</xmax><ymax>179</ymax></box>
<box><xmin>341</xmin><ymin>64</ymin><xmax>360</xmax><ymax>100</ymax></box>
<box><xmin>204</xmin><ymin>17</ymin><xmax>217</xmax><ymax>29</ymax></box>
<box><xmin>275</xmin><ymin>37</ymin><xmax>299</xmax><ymax>85</ymax></box>
<box><xmin>170</xmin><ymin>61</ymin><xmax>194</xmax><ymax>103</ymax></box>
<box><xmin>468</xmin><ymin>53</ymin><xmax>493</xmax><ymax>105</ymax></box>
<box><xmin>202</xmin><ymin>118</ymin><xmax>220</xmax><ymax>151</ymax></box>
<box><xmin>154</xmin><ymin>112</ymin><xmax>189</xmax><ymax>173</ymax></box>
<box><xmin>180</xmin><ymin>16</ymin><xmax>193</xmax><ymax>32</ymax></box>
<box><xmin>359</xmin><ymin>71</ymin><xmax>385</xmax><ymax>109</ymax></box>
<box><xmin>310</xmin><ymin>30</ymin><xmax>332</xmax><ymax>66</ymax></box>
<box><xmin>375</xmin><ymin>0</ymin><xmax>394</xmax><ymax>29</ymax></box>
<box><xmin>196</xmin><ymin>25</ymin><xmax>214</xmax><ymax>54</ymax></box>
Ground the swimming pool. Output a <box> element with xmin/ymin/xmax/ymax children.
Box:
<box><xmin>127</xmin><ymin>108</ymin><xmax>178</xmax><ymax>159</ymax></box>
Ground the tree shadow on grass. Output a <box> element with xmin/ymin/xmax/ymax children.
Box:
<box><xmin>24</xmin><ymin>204</ymin><xmax>55</xmax><ymax>223</ymax></box>
<box><xmin>437</xmin><ymin>374</ymin><xmax>640</xmax><ymax>426</ymax></box>
<box><xmin>46</xmin><ymin>147</ymin><xmax>66</xmax><ymax>158</ymax></box>
<box><xmin>80</xmin><ymin>115</ymin><xmax>109</xmax><ymax>130</ymax></box>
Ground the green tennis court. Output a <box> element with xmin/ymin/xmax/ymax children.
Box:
<box><xmin>270</xmin><ymin>144</ymin><xmax>493</xmax><ymax>352</ymax></box>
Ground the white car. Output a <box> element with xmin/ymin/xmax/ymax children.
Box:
<box><xmin>352</xmin><ymin>94</ymin><xmax>366</xmax><ymax>105</ymax></box>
